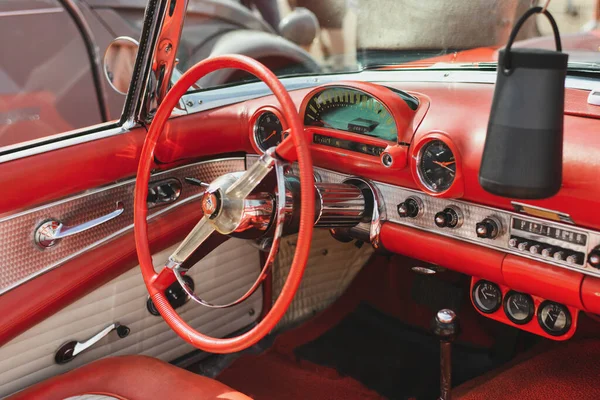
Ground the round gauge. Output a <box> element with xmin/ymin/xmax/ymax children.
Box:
<box><xmin>538</xmin><ymin>301</ymin><xmax>572</xmax><ymax>336</ymax></box>
<box><xmin>503</xmin><ymin>291</ymin><xmax>535</xmax><ymax>325</ymax></box>
<box><xmin>418</xmin><ymin>139</ymin><xmax>456</xmax><ymax>192</ymax></box>
<box><xmin>254</xmin><ymin>111</ymin><xmax>283</xmax><ymax>151</ymax></box>
<box><xmin>472</xmin><ymin>280</ymin><xmax>502</xmax><ymax>314</ymax></box>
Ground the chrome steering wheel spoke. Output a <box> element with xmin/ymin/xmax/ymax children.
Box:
<box><xmin>168</xmin><ymin>151</ymin><xmax>288</xmax><ymax>309</ymax></box>
<box><xmin>166</xmin><ymin>216</ymin><xmax>216</xmax><ymax>269</ymax></box>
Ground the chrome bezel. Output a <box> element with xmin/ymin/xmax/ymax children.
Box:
<box><xmin>537</xmin><ymin>300</ymin><xmax>572</xmax><ymax>336</ymax></box>
<box><xmin>253</xmin><ymin>110</ymin><xmax>283</xmax><ymax>153</ymax></box>
<box><xmin>472</xmin><ymin>280</ymin><xmax>502</xmax><ymax>314</ymax></box>
<box><xmin>416</xmin><ymin>139</ymin><xmax>456</xmax><ymax>193</ymax></box>
<box><xmin>503</xmin><ymin>291</ymin><xmax>535</xmax><ymax>325</ymax></box>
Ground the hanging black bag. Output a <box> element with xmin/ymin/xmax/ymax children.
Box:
<box><xmin>479</xmin><ymin>6</ymin><xmax>568</xmax><ymax>199</ymax></box>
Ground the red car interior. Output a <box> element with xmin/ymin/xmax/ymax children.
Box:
<box><xmin>3</xmin><ymin>2</ymin><xmax>600</xmax><ymax>400</ymax></box>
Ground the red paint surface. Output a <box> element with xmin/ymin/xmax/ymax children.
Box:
<box><xmin>380</xmin><ymin>223</ymin><xmax>506</xmax><ymax>284</ymax></box>
<box><xmin>501</xmin><ymin>255</ymin><xmax>584</xmax><ymax>309</ymax></box>
<box><xmin>581</xmin><ymin>276</ymin><xmax>600</xmax><ymax>315</ymax></box>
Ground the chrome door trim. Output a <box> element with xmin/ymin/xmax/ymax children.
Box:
<box><xmin>0</xmin><ymin>157</ymin><xmax>245</xmax><ymax>296</ymax></box>
<box><xmin>0</xmin><ymin>124</ymin><xmax>126</xmax><ymax>164</ymax></box>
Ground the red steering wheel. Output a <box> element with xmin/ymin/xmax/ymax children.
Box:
<box><xmin>134</xmin><ymin>55</ymin><xmax>315</xmax><ymax>353</ymax></box>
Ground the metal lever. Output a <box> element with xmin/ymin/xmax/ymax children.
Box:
<box><xmin>35</xmin><ymin>202</ymin><xmax>124</xmax><ymax>248</ymax></box>
<box><xmin>55</xmin><ymin>323</ymin><xmax>130</xmax><ymax>364</ymax></box>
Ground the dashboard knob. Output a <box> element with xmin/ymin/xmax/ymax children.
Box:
<box><xmin>517</xmin><ymin>241</ymin><xmax>532</xmax><ymax>251</ymax></box>
<box><xmin>529</xmin><ymin>244</ymin><xmax>542</xmax><ymax>255</ymax></box>
<box><xmin>541</xmin><ymin>246</ymin><xmax>556</xmax><ymax>258</ymax></box>
<box><xmin>553</xmin><ymin>251</ymin><xmax>567</xmax><ymax>261</ymax></box>
<box><xmin>434</xmin><ymin>207</ymin><xmax>462</xmax><ymax>229</ymax></box>
<box><xmin>475</xmin><ymin>217</ymin><xmax>501</xmax><ymax>239</ymax></box>
<box><xmin>588</xmin><ymin>247</ymin><xmax>600</xmax><ymax>269</ymax></box>
<box><xmin>508</xmin><ymin>237</ymin><xmax>519</xmax><ymax>248</ymax></box>
<box><xmin>397</xmin><ymin>197</ymin><xmax>421</xmax><ymax>218</ymax></box>
<box><xmin>566</xmin><ymin>253</ymin><xmax>582</xmax><ymax>265</ymax></box>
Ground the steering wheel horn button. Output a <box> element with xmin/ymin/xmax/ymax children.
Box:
<box><xmin>201</xmin><ymin>191</ymin><xmax>221</xmax><ymax>218</ymax></box>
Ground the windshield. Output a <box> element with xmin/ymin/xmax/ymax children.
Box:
<box><xmin>178</xmin><ymin>0</ymin><xmax>600</xmax><ymax>90</ymax></box>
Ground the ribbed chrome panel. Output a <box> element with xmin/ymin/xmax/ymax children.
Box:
<box><xmin>0</xmin><ymin>239</ymin><xmax>262</xmax><ymax>398</ymax></box>
<box><xmin>274</xmin><ymin>229</ymin><xmax>373</xmax><ymax>330</ymax></box>
<box><xmin>376</xmin><ymin>182</ymin><xmax>600</xmax><ymax>278</ymax></box>
<box><xmin>314</xmin><ymin>183</ymin><xmax>365</xmax><ymax>227</ymax></box>
<box><xmin>0</xmin><ymin>158</ymin><xmax>245</xmax><ymax>295</ymax></box>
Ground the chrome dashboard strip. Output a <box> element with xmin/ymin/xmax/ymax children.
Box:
<box><xmin>0</xmin><ymin>158</ymin><xmax>245</xmax><ymax>296</ymax></box>
<box><xmin>253</xmin><ymin>152</ymin><xmax>600</xmax><ymax>280</ymax></box>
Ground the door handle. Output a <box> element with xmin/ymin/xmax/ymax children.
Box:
<box><xmin>35</xmin><ymin>202</ymin><xmax>124</xmax><ymax>248</ymax></box>
<box><xmin>55</xmin><ymin>323</ymin><xmax>130</xmax><ymax>364</ymax></box>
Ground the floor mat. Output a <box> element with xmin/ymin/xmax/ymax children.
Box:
<box><xmin>217</xmin><ymin>351</ymin><xmax>385</xmax><ymax>400</ymax></box>
<box><xmin>294</xmin><ymin>303</ymin><xmax>499</xmax><ymax>400</ymax></box>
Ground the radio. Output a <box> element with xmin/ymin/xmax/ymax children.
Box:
<box><xmin>508</xmin><ymin>217</ymin><xmax>588</xmax><ymax>266</ymax></box>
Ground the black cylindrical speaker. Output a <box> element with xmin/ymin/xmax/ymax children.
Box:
<box><xmin>479</xmin><ymin>7</ymin><xmax>568</xmax><ymax>199</ymax></box>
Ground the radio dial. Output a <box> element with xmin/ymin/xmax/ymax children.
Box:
<box><xmin>476</xmin><ymin>217</ymin><xmax>501</xmax><ymax>239</ymax></box>
<box><xmin>397</xmin><ymin>197</ymin><xmax>422</xmax><ymax>218</ymax></box>
<box><xmin>588</xmin><ymin>247</ymin><xmax>600</xmax><ymax>269</ymax></box>
<box><xmin>434</xmin><ymin>206</ymin><xmax>462</xmax><ymax>229</ymax></box>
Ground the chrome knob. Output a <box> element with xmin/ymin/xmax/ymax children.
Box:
<box><xmin>517</xmin><ymin>241</ymin><xmax>532</xmax><ymax>251</ymax></box>
<box><xmin>529</xmin><ymin>244</ymin><xmax>542</xmax><ymax>255</ymax></box>
<box><xmin>434</xmin><ymin>207</ymin><xmax>462</xmax><ymax>229</ymax></box>
<box><xmin>508</xmin><ymin>237</ymin><xmax>519</xmax><ymax>248</ymax></box>
<box><xmin>566</xmin><ymin>253</ymin><xmax>581</xmax><ymax>264</ymax></box>
<box><xmin>397</xmin><ymin>197</ymin><xmax>422</xmax><ymax>218</ymax></box>
<box><xmin>553</xmin><ymin>251</ymin><xmax>566</xmax><ymax>261</ymax></box>
<box><xmin>475</xmin><ymin>217</ymin><xmax>501</xmax><ymax>239</ymax></box>
<box><xmin>588</xmin><ymin>248</ymin><xmax>600</xmax><ymax>269</ymax></box>
<box><xmin>541</xmin><ymin>247</ymin><xmax>556</xmax><ymax>257</ymax></box>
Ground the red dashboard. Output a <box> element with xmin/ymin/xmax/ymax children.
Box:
<box><xmin>158</xmin><ymin>79</ymin><xmax>600</xmax><ymax>340</ymax></box>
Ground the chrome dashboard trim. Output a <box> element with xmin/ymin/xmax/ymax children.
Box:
<box><xmin>0</xmin><ymin>157</ymin><xmax>245</xmax><ymax>296</ymax></box>
<box><xmin>249</xmin><ymin>152</ymin><xmax>600</xmax><ymax>279</ymax></box>
<box><xmin>377</xmin><ymin>182</ymin><xmax>600</xmax><ymax>278</ymax></box>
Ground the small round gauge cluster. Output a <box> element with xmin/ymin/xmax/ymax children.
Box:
<box><xmin>253</xmin><ymin>111</ymin><xmax>284</xmax><ymax>151</ymax></box>
<box><xmin>417</xmin><ymin>139</ymin><xmax>456</xmax><ymax>193</ymax></box>
<box><xmin>472</xmin><ymin>280</ymin><xmax>572</xmax><ymax>337</ymax></box>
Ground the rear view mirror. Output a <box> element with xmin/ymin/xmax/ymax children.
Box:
<box><xmin>103</xmin><ymin>37</ymin><xmax>139</xmax><ymax>95</ymax></box>
<box><xmin>279</xmin><ymin>7</ymin><xmax>319</xmax><ymax>47</ymax></box>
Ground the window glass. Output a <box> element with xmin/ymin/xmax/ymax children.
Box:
<box><xmin>1</xmin><ymin>1</ymin><xmax>103</xmax><ymax>149</ymax></box>
<box><xmin>178</xmin><ymin>0</ymin><xmax>600</xmax><ymax>91</ymax></box>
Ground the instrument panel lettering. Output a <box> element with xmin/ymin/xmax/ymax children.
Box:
<box><xmin>512</xmin><ymin>218</ymin><xmax>587</xmax><ymax>246</ymax></box>
<box><xmin>313</xmin><ymin>134</ymin><xmax>385</xmax><ymax>157</ymax></box>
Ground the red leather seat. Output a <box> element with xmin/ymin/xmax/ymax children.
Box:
<box><xmin>8</xmin><ymin>355</ymin><xmax>250</xmax><ymax>400</ymax></box>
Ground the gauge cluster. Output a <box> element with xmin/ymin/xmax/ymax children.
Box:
<box><xmin>471</xmin><ymin>279</ymin><xmax>576</xmax><ymax>340</ymax></box>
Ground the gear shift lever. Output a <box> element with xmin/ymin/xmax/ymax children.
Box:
<box><xmin>431</xmin><ymin>309</ymin><xmax>460</xmax><ymax>400</ymax></box>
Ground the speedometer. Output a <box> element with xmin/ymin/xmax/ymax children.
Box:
<box><xmin>304</xmin><ymin>87</ymin><xmax>398</xmax><ymax>141</ymax></box>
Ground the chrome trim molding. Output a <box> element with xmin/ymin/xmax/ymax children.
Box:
<box><xmin>247</xmin><ymin>152</ymin><xmax>600</xmax><ymax>279</ymax></box>
<box><xmin>0</xmin><ymin>158</ymin><xmax>245</xmax><ymax>296</ymax></box>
